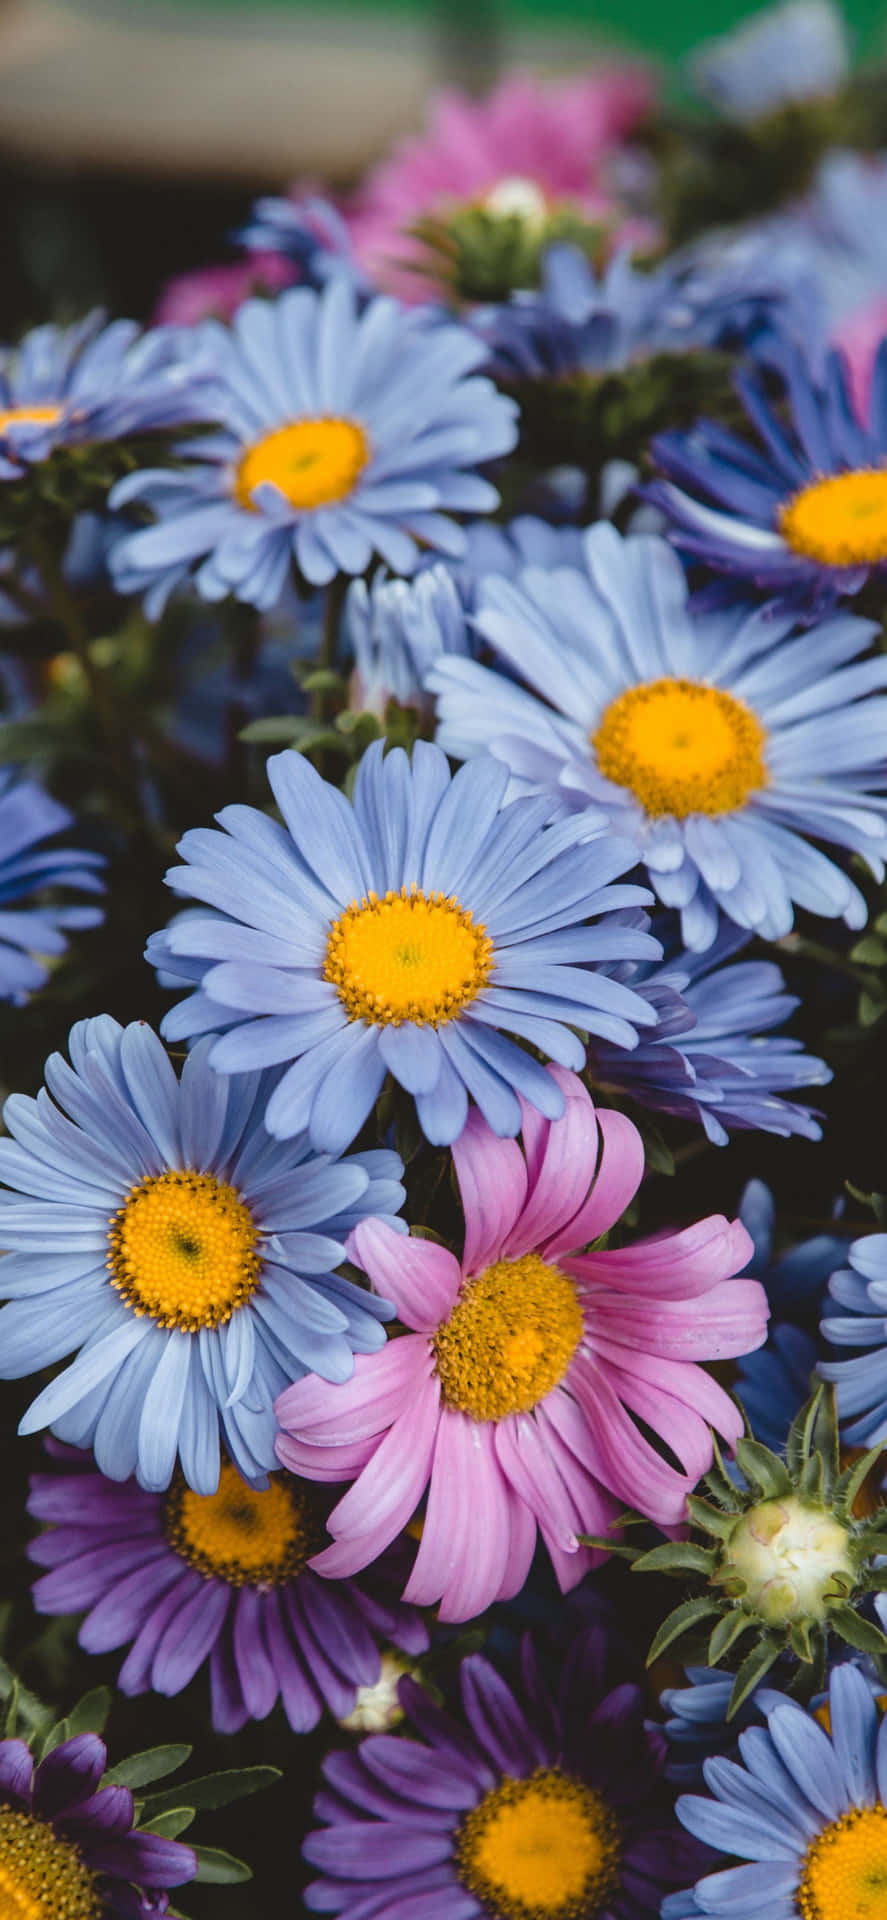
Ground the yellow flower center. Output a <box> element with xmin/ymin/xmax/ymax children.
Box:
<box><xmin>592</xmin><ymin>676</ymin><xmax>768</xmax><ymax>818</ymax></box>
<box><xmin>780</xmin><ymin>469</ymin><xmax>887</xmax><ymax>567</ymax></box>
<box><xmin>164</xmin><ymin>1463</ymin><xmax>321</xmax><ymax>1586</ymax></box>
<box><xmin>323</xmin><ymin>886</ymin><xmax>494</xmax><ymax>1028</ymax></box>
<box><xmin>455</xmin><ymin>1770</ymin><xmax>622</xmax><ymax>1920</ymax></box>
<box><xmin>235</xmin><ymin>417</ymin><xmax>370</xmax><ymax>512</ymax></box>
<box><xmin>0</xmin><ymin>1809</ymin><xmax>100</xmax><ymax>1920</ymax></box>
<box><xmin>0</xmin><ymin>405</ymin><xmax>62</xmax><ymax>435</ymax></box>
<box><xmin>107</xmin><ymin>1169</ymin><xmax>261</xmax><ymax>1332</ymax></box>
<box><xmin>433</xmin><ymin>1251</ymin><xmax>583</xmax><ymax>1422</ymax></box>
<box><xmin>798</xmin><ymin>1805</ymin><xmax>887</xmax><ymax>1920</ymax></box>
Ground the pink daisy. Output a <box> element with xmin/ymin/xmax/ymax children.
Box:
<box><xmin>347</xmin><ymin>69</ymin><xmax>657</xmax><ymax>301</ymax></box>
<box><xmin>274</xmin><ymin>1069</ymin><xmax>767</xmax><ymax>1623</ymax></box>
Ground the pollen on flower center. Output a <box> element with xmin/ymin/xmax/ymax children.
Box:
<box><xmin>164</xmin><ymin>1462</ymin><xmax>321</xmax><ymax>1586</ymax></box>
<box><xmin>780</xmin><ymin>469</ymin><xmax>887</xmax><ymax>566</ymax></box>
<box><xmin>455</xmin><ymin>1769</ymin><xmax>622</xmax><ymax>1920</ymax></box>
<box><xmin>107</xmin><ymin>1169</ymin><xmax>262</xmax><ymax>1332</ymax></box>
<box><xmin>433</xmin><ymin>1251</ymin><xmax>583</xmax><ymax>1421</ymax></box>
<box><xmin>0</xmin><ymin>405</ymin><xmax>63</xmax><ymax>435</ymax></box>
<box><xmin>235</xmin><ymin>416</ymin><xmax>370</xmax><ymax>512</ymax></box>
<box><xmin>323</xmin><ymin>886</ymin><xmax>494</xmax><ymax>1028</ymax></box>
<box><xmin>0</xmin><ymin>1808</ymin><xmax>100</xmax><ymax>1920</ymax></box>
<box><xmin>592</xmin><ymin>676</ymin><xmax>768</xmax><ymax>818</ymax></box>
<box><xmin>798</xmin><ymin>1804</ymin><xmax>887</xmax><ymax>1920</ymax></box>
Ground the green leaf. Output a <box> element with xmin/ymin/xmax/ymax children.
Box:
<box><xmin>3</xmin><ymin>1680</ymin><xmax>19</xmax><ymax>1740</ymax></box>
<box><xmin>631</xmin><ymin>1542</ymin><xmax>716</xmax><ymax>1577</ymax></box>
<box><xmin>799</xmin><ymin>1449</ymin><xmax>824</xmax><ymax>1503</ymax></box>
<box><xmin>237</xmin><ymin>715</ymin><xmax>310</xmax><ymax>744</ymax></box>
<box><xmin>141</xmin><ymin>1808</ymin><xmax>195</xmax><ymax>1840</ymax></box>
<box><xmin>708</xmin><ymin>1610</ymin><xmax>754</xmax><ymax>1665</ymax></box>
<box><xmin>728</xmin><ymin>1637</ymin><xmax>783</xmax><ymax>1716</ymax></box>
<box><xmin>786</xmin><ymin>1388</ymin><xmax>825</xmax><ymax>1480</ymax></box>
<box><xmin>576</xmin><ymin>1536</ymin><xmax>642</xmax><ymax>1560</ymax></box>
<box><xmin>300</xmin><ymin>668</ymin><xmax>345</xmax><ymax>695</ymax></box>
<box><xmin>192</xmin><ymin>1846</ymin><xmax>252</xmax><ymax>1886</ymax></box>
<box><xmin>850</xmin><ymin>935</ymin><xmax>887</xmax><ymax>966</ymax></box>
<box><xmin>836</xmin><ymin>1442</ymin><xmax>887</xmax><ymax>1515</ymax></box>
<box><xmin>141</xmin><ymin>1767</ymin><xmax>281</xmax><ymax>1820</ymax></box>
<box><xmin>828</xmin><ymin>1605</ymin><xmax>887</xmax><ymax>1655</ymax></box>
<box><xmin>790</xmin><ymin>1618</ymin><xmax>814</xmax><ymax>1662</ymax></box>
<box><xmin>64</xmin><ymin>1687</ymin><xmax>112</xmax><ymax>1739</ymax></box>
<box><xmin>703</xmin><ymin>1436</ymin><xmax>745</xmax><ymax>1510</ymax></box>
<box><xmin>733</xmin><ymin>1438</ymin><xmax>792</xmax><ymax>1498</ymax></box>
<box><xmin>812</xmin><ymin>1384</ymin><xmax>840</xmax><ymax>1474</ymax></box>
<box><xmin>858</xmin><ymin>990</ymin><xmax>885</xmax><ymax>1027</ymax></box>
<box><xmin>106</xmin><ymin>1745</ymin><xmax>193</xmax><ymax>1790</ymax></box>
<box><xmin>647</xmin><ymin>1598</ymin><xmax>722</xmax><ymax>1666</ymax></box>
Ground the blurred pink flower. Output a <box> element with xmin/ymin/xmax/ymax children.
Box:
<box><xmin>275</xmin><ymin>1069</ymin><xmax>766</xmax><ymax>1623</ymax></box>
<box><xmin>833</xmin><ymin>296</ymin><xmax>887</xmax><ymax>419</ymax></box>
<box><xmin>347</xmin><ymin>69</ymin><xmax>658</xmax><ymax>300</ymax></box>
<box><xmin>153</xmin><ymin>251</ymin><xmax>296</xmax><ymax>326</ymax></box>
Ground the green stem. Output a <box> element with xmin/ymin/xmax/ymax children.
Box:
<box><xmin>313</xmin><ymin>574</ymin><xmax>348</xmax><ymax>721</ymax></box>
<box><xmin>28</xmin><ymin>531</ymin><xmax>130</xmax><ymax>786</ymax></box>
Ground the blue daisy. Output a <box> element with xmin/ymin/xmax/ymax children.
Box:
<box><xmin>666</xmin><ymin>1662</ymin><xmax>887</xmax><ymax>1920</ymax></box>
<box><xmin>662</xmin><ymin>1666</ymin><xmax>769</xmax><ymax>1789</ymax></box>
<box><xmin>0</xmin><ymin>311</ymin><xmax>205</xmax><ymax>479</ymax></box>
<box><xmin>147</xmin><ymin>739</ymin><xmax>660</xmax><ymax>1153</ymax></box>
<box><xmin>0</xmin><ymin>1016</ymin><xmax>404</xmax><ymax>1494</ymax></box>
<box><xmin>649</xmin><ymin>339</ymin><xmax>887</xmax><ymax>612</ymax></box>
<box><xmin>473</xmin><ymin>235</ymin><xmax>803</xmax><ymax>384</ymax></box>
<box><xmin>108</xmin><ymin>278</ymin><xmax>518</xmax><ymax>613</ymax></box>
<box><xmin>234</xmin><ymin>194</ymin><xmax>363</xmax><ymax>289</ymax></box>
<box><xmin>819</xmin><ymin>1232</ymin><xmax>887</xmax><ymax>1445</ymax></box>
<box><xmin>689</xmin><ymin>0</ymin><xmax>849</xmax><ymax>122</ymax></box>
<box><xmin>739</xmin><ymin>1177</ymin><xmax>847</xmax><ymax>1325</ymax></box>
<box><xmin>0</xmin><ymin>769</ymin><xmax>105</xmax><ymax>1002</ymax></box>
<box><xmin>428</xmin><ymin>521</ymin><xmax>887</xmax><ymax>950</ymax></box>
<box><xmin>588</xmin><ymin>917</ymin><xmax>830</xmax><ymax>1144</ymax></box>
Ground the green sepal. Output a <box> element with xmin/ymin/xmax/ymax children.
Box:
<box><xmin>785</xmin><ymin>1386</ymin><xmax>825</xmax><ymax>1480</ymax></box>
<box><xmin>140</xmin><ymin>1766</ymin><xmax>281</xmax><ymax>1821</ymax></box>
<box><xmin>812</xmin><ymin>1385</ymin><xmax>840</xmax><ymax>1479</ymax></box>
<box><xmin>37</xmin><ymin>1686</ymin><xmax>112</xmax><ymax>1759</ymax></box>
<box><xmin>828</xmin><ymin>1605</ymin><xmax>887</xmax><ymax>1655</ymax></box>
<box><xmin>192</xmin><ymin>1846</ymin><xmax>252</xmax><ymax>1886</ymax></box>
<box><xmin>106</xmin><ymin>1746</ymin><xmax>193</xmax><ymax>1791</ymax></box>
<box><xmin>798</xmin><ymin>1449</ymin><xmax>825</xmax><ymax>1504</ymax></box>
<box><xmin>703</xmin><ymin>1437</ymin><xmax>746</xmax><ymax>1510</ymax></box>
<box><xmin>727</xmin><ymin>1637</ymin><xmax>783</xmax><ymax>1717</ymax></box>
<box><xmin>733</xmin><ymin>1438</ymin><xmax>792</xmax><ymax>1499</ymax></box>
<box><xmin>707</xmin><ymin>1610</ymin><xmax>755</xmax><ymax>1665</ymax></box>
<box><xmin>845</xmin><ymin>1523</ymin><xmax>887</xmax><ymax>1559</ymax></box>
<box><xmin>2</xmin><ymin>1681</ymin><xmax>20</xmax><ymax>1741</ymax></box>
<box><xmin>141</xmin><ymin>1808</ymin><xmax>195</xmax><ymax>1840</ymax></box>
<box><xmin>575</xmin><ymin>1536</ymin><xmax>642</xmax><ymax>1561</ymax></box>
<box><xmin>836</xmin><ymin>1442</ymin><xmax>887</xmax><ymax>1515</ymax></box>
<box><xmin>789</xmin><ymin>1617</ymin><xmax>815</xmax><ymax>1662</ymax></box>
<box><xmin>647</xmin><ymin>1598</ymin><xmax>722</xmax><ymax>1666</ymax></box>
<box><xmin>631</xmin><ymin>1542</ymin><xmax>717</xmax><ymax>1577</ymax></box>
<box><xmin>686</xmin><ymin>1494</ymin><xmax>739</xmax><ymax>1541</ymax></box>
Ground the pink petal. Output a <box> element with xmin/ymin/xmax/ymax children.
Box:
<box><xmin>310</xmin><ymin>1375</ymin><xmax>442</xmax><ymax>1579</ymax></box>
<box><xmin>505</xmin><ymin>1070</ymin><xmax>598</xmax><ymax>1260</ymax></box>
<box><xmin>348</xmin><ymin>1218</ymin><xmax>462</xmax><ymax>1331</ymax></box>
<box><xmin>496</xmin><ymin>1481</ymin><xmax>539</xmax><ymax>1601</ymax></box>
<box><xmin>532</xmin><ymin>1407</ymin><xmax>620</xmax><ymax>1585</ymax></box>
<box><xmin>568</xmin><ymin>1216</ymin><xmax>754</xmax><ymax>1299</ymax></box>
<box><xmin>403</xmin><ymin>1411</ymin><xmax>515</xmax><ymax>1620</ymax></box>
<box><xmin>274</xmin><ymin>1432</ymin><xmax>377</xmax><ymax>1483</ymax></box>
<box><xmin>451</xmin><ymin>1109</ymin><xmax>527</xmax><ymax>1274</ymax></box>
<box><xmin>493</xmin><ymin>1411</ymin><xmax>579</xmax><ymax>1552</ymax></box>
<box><xmin>571</xmin><ymin>1363</ymin><xmax>696</xmax><ymax>1526</ymax></box>
<box><xmin>586</xmin><ymin>1341</ymin><xmax>745</xmax><ymax>1452</ymax></box>
<box><xmin>274</xmin><ymin>1338</ymin><xmax>428</xmax><ymax>1444</ymax></box>
<box><xmin>542</xmin><ymin>1108</ymin><xmax>644</xmax><ymax>1258</ymax></box>
<box><xmin>586</xmin><ymin>1278</ymin><xmax>768</xmax><ymax>1360</ymax></box>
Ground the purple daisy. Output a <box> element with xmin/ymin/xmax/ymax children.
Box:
<box><xmin>303</xmin><ymin>1628</ymin><xmax>705</xmax><ymax>1919</ymax></box>
<box><xmin>0</xmin><ymin>1728</ymin><xmax>196</xmax><ymax>1917</ymax></box>
<box><xmin>27</xmin><ymin>1441</ymin><xmax>427</xmax><ymax>1736</ymax></box>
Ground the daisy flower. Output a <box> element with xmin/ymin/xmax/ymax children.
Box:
<box><xmin>690</xmin><ymin>0</ymin><xmax>849</xmax><ymax>122</ymax></box>
<box><xmin>666</xmin><ymin>1663</ymin><xmax>887</xmax><ymax>1920</ymax></box>
<box><xmin>0</xmin><ymin>769</ymin><xmax>104</xmax><ymax>1003</ymax></box>
<box><xmin>303</xmin><ymin>1629</ymin><xmax>705</xmax><ymax>1920</ymax></box>
<box><xmin>819</xmin><ymin>1231</ymin><xmax>887</xmax><ymax>1445</ymax></box>
<box><xmin>0</xmin><ymin>310</ymin><xmax>205</xmax><ymax>480</ymax></box>
<box><xmin>649</xmin><ymin>340</ymin><xmax>887</xmax><ymax>612</ymax></box>
<box><xmin>428</xmin><ymin>522</ymin><xmax>887</xmax><ymax>950</ymax></box>
<box><xmin>27</xmin><ymin>1441</ymin><xmax>427</xmax><ymax>1735</ymax></box>
<box><xmin>0</xmin><ymin>1017</ymin><xmax>403</xmax><ymax>1493</ymax></box>
<box><xmin>148</xmin><ymin>739</ymin><xmax>660</xmax><ymax>1154</ymax></box>
<box><xmin>275</xmin><ymin>1068</ymin><xmax>765</xmax><ymax>1620</ymax></box>
<box><xmin>0</xmin><ymin>1728</ymin><xmax>196</xmax><ymax>1917</ymax></box>
<box><xmin>108</xmin><ymin>278</ymin><xmax>518</xmax><ymax>612</ymax></box>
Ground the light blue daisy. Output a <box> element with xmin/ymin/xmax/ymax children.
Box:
<box><xmin>588</xmin><ymin>915</ymin><xmax>830</xmax><ymax>1143</ymax></box>
<box><xmin>428</xmin><ymin>521</ymin><xmax>887</xmax><ymax>950</ymax></box>
<box><xmin>0</xmin><ymin>1017</ymin><xmax>404</xmax><ymax>1494</ymax></box>
<box><xmin>0</xmin><ymin>770</ymin><xmax>105</xmax><ymax>1002</ymax></box>
<box><xmin>690</xmin><ymin>0</ymin><xmax>849</xmax><ymax>123</ymax></box>
<box><xmin>0</xmin><ymin>311</ymin><xmax>205</xmax><ymax>479</ymax></box>
<box><xmin>666</xmin><ymin>1663</ymin><xmax>887</xmax><ymax>1920</ymax></box>
<box><xmin>147</xmin><ymin>739</ymin><xmax>660</xmax><ymax>1154</ymax></box>
<box><xmin>108</xmin><ymin>278</ymin><xmax>518</xmax><ymax>614</ymax></box>
<box><xmin>820</xmin><ymin>1233</ymin><xmax>887</xmax><ymax>1445</ymax></box>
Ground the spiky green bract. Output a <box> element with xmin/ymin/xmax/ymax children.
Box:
<box><xmin>408</xmin><ymin>206</ymin><xmax>611</xmax><ymax>305</ymax></box>
<box><xmin>629</xmin><ymin>1387</ymin><xmax>887</xmax><ymax>1716</ymax></box>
